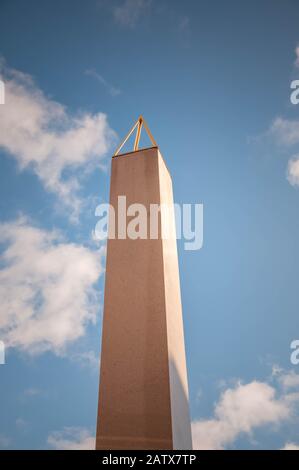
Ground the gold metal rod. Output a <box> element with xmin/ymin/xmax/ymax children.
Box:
<box><xmin>133</xmin><ymin>120</ymin><xmax>143</xmax><ymax>151</ymax></box>
<box><xmin>142</xmin><ymin>117</ymin><xmax>157</xmax><ymax>147</ymax></box>
<box><xmin>114</xmin><ymin>120</ymin><xmax>139</xmax><ymax>156</ymax></box>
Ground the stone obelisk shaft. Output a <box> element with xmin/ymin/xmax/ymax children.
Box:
<box><xmin>96</xmin><ymin>147</ymin><xmax>192</xmax><ymax>450</ymax></box>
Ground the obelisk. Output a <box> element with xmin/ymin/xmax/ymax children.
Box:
<box><xmin>96</xmin><ymin>117</ymin><xmax>192</xmax><ymax>450</ymax></box>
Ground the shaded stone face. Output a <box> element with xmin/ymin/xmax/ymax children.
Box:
<box><xmin>96</xmin><ymin>147</ymin><xmax>192</xmax><ymax>450</ymax></box>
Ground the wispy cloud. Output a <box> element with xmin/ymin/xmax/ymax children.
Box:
<box><xmin>262</xmin><ymin>44</ymin><xmax>299</xmax><ymax>189</ymax></box>
<box><xmin>0</xmin><ymin>61</ymin><xmax>116</xmax><ymax>220</ymax></box>
<box><xmin>70</xmin><ymin>350</ymin><xmax>99</xmax><ymax>370</ymax></box>
<box><xmin>192</xmin><ymin>371</ymin><xmax>299</xmax><ymax>450</ymax></box>
<box><xmin>287</xmin><ymin>156</ymin><xmax>299</xmax><ymax>187</ymax></box>
<box><xmin>0</xmin><ymin>434</ymin><xmax>10</xmax><ymax>449</ymax></box>
<box><xmin>16</xmin><ymin>418</ymin><xmax>29</xmax><ymax>432</ymax></box>
<box><xmin>85</xmin><ymin>69</ymin><xmax>121</xmax><ymax>96</ymax></box>
<box><xmin>295</xmin><ymin>44</ymin><xmax>299</xmax><ymax>69</ymax></box>
<box><xmin>48</xmin><ymin>427</ymin><xmax>95</xmax><ymax>450</ymax></box>
<box><xmin>113</xmin><ymin>0</ymin><xmax>151</xmax><ymax>29</ymax></box>
<box><xmin>0</xmin><ymin>217</ymin><xmax>105</xmax><ymax>355</ymax></box>
<box><xmin>178</xmin><ymin>16</ymin><xmax>190</xmax><ymax>33</ymax></box>
<box><xmin>270</xmin><ymin>117</ymin><xmax>299</xmax><ymax>146</ymax></box>
<box><xmin>269</xmin><ymin>117</ymin><xmax>299</xmax><ymax>187</ymax></box>
<box><xmin>278</xmin><ymin>370</ymin><xmax>299</xmax><ymax>390</ymax></box>
<box><xmin>281</xmin><ymin>442</ymin><xmax>299</xmax><ymax>450</ymax></box>
<box><xmin>23</xmin><ymin>388</ymin><xmax>42</xmax><ymax>397</ymax></box>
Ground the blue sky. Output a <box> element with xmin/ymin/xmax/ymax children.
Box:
<box><xmin>0</xmin><ymin>0</ymin><xmax>299</xmax><ymax>450</ymax></box>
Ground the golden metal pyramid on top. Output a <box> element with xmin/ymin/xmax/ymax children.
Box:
<box><xmin>114</xmin><ymin>115</ymin><xmax>157</xmax><ymax>156</ymax></box>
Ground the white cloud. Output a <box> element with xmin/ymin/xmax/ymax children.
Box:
<box><xmin>114</xmin><ymin>0</ymin><xmax>151</xmax><ymax>28</ymax></box>
<box><xmin>0</xmin><ymin>62</ymin><xmax>116</xmax><ymax>219</ymax></box>
<box><xmin>278</xmin><ymin>370</ymin><xmax>299</xmax><ymax>390</ymax></box>
<box><xmin>48</xmin><ymin>427</ymin><xmax>95</xmax><ymax>450</ymax></box>
<box><xmin>270</xmin><ymin>118</ymin><xmax>299</xmax><ymax>146</ymax></box>
<box><xmin>0</xmin><ymin>218</ymin><xmax>104</xmax><ymax>355</ymax></box>
<box><xmin>263</xmin><ymin>46</ymin><xmax>299</xmax><ymax>188</ymax></box>
<box><xmin>281</xmin><ymin>442</ymin><xmax>299</xmax><ymax>450</ymax></box>
<box><xmin>192</xmin><ymin>380</ymin><xmax>298</xmax><ymax>450</ymax></box>
<box><xmin>287</xmin><ymin>157</ymin><xmax>299</xmax><ymax>187</ymax></box>
<box><xmin>269</xmin><ymin>118</ymin><xmax>299</xmax><ymax>187</ymax></box>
